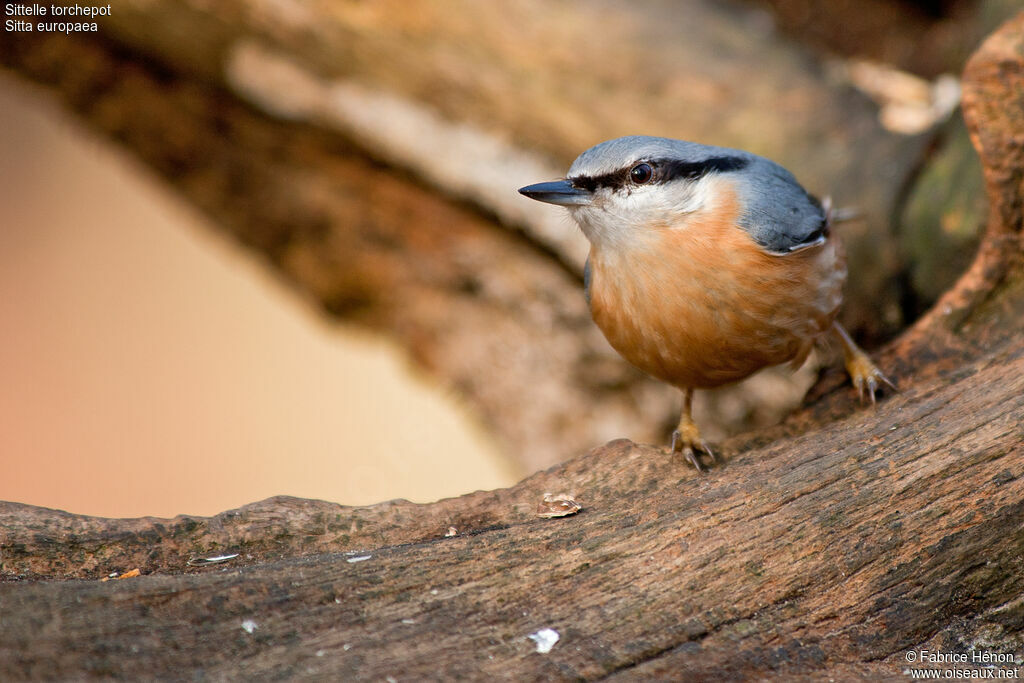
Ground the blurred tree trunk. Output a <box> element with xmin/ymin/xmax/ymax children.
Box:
<box><xmin>2</xmin><ymin>6</ymin><xmax>1023</xmax><ymax>681</ymax></box>
<box><xmin>0</xmin><ymin>0</ymin><xmax>942</xmax><ymax>472</ymax></box>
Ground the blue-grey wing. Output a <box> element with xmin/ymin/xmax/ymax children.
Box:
<box><xmin>735</xmin><ymin>159</ymin><xmax>828</xmax><ymax>254</ymax></box>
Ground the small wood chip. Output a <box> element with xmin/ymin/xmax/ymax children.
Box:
<box><xmin>100</xmin><ymin>568</ymin><xmax>141</xmax><ymax>582</ymax></box>
<box><xmin>536</xmin><ymin>492</ymin><xmax>581</xmax><ymax>518</ymax></box>
<box><xmin>187</xmin><ymin>553</ymin><xmax>240</xmax><ymax>567</ymax></box>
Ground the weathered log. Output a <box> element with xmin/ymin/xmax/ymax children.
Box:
<box><xmin>2</xmin><ymin>330</ymin><xmax>1023</xmax><ymax>679</ymax></box>
<box><xmin>2</xmin><ymin>7</ymin><xmax>1024</xmax><ymax>682</ymax></box>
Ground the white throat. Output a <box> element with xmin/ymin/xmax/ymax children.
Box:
<box><xmin>567</xmin><ymin>174</ymin><xmax>722</xmax><ymax>251</ymax></box>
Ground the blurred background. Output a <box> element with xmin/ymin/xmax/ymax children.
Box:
<box><xmin>0</xmin><ymin>75</ymin><xmax>519</xmax><ymax>517</ymax></box>
<box><xmin>0</xmin><ymin>0</ymin><xmax>1016</xmax><ymax>518</ymax></box>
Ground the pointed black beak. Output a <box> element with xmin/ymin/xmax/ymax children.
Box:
<box><xmin>518</xmin><ymin>180</ymin><xmax>592</xmax><ymax>206</ymax></box>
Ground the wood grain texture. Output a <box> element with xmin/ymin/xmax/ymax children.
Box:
<box><xmin>1</xmin><ymin>339</ymin><xmax>1022</xmax><ymax>678</ymax></box>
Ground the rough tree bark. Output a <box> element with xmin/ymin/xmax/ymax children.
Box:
<box><xmin>2</xmin><ymin>8</ymin><xmax>1024</xmax><ymax>683</ymax></box>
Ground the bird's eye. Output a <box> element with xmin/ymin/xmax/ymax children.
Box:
<box><xmin>630</xmin><ymin>163</ymin><xmax>653</xmax><ymax>185</ymax></box>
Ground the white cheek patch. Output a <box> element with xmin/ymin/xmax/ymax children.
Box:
<box><xmin>652</xmin><ymin>174</ymin><xmax>719</xmax><ymax>228</ymax></box>
<box><xmin>567</xmin><ymin>174</ymin><xmax>727</xmax><ymax>253</ymax></box>
<box><xmin>622</xmin><ymin>175</ymin><xmax>716</xmax><ymax>224</ymax></box>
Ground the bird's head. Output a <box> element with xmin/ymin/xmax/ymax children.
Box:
<box><xmin>519</xmin><ymin>136</ymin><xmax>752</xmax><ymax>251</ymax></box>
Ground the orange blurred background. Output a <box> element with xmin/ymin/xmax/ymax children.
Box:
<box><xmin>0</xmin><ymin>71</ymin><xmax>520</xmax><ymax>519</ymax></box>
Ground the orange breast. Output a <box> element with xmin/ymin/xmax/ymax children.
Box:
<box><xmin>587</xmin><ymin>184</ymin><xmax>845</xmax><ymax>389</ymax></box>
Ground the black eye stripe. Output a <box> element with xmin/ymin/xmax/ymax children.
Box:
<box><xmin>660</xmin><ymin>156</ymin><xmax>748</xmax><ymax>181</ymax></box>
<box><xmin>569</xmin><ymin>168</ymin><xmax>630</xmax><ymax>193</ymax></box>
<box><xmin>569</xmin><ymin>155</ymin><xmax>748</xmax><ymax>192</ymax></box>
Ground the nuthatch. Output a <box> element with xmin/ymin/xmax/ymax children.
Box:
<box><xmin>520</xmin><ymin>136</ymin><xmax>894</xmax><ymax>471</ymax></box>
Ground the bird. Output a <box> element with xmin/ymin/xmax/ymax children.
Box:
<box><xmin>519</xmin><ymin>135</ymin><xmax>894</xmax><ymax>472</ymax></box>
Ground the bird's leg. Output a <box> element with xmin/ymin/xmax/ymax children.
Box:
<box><xmin>831</xmin><ymin>321</ymin><xmax>896</xmax><ymax>404</ymax></box>
<box><xmin>670</xmin><ymin>388</ymin><xmax>715</xmax><ymax>472</ymax></box>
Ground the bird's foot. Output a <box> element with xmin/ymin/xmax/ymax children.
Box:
<box><xmin>670</xmin><ymin>424</ymin><xmax>716</xmax><ymax>473</ymax></box>
<box><xmin>844</xmin><ymin>347</ymin><xmax>897</xmax><ymax>405</ymax></box>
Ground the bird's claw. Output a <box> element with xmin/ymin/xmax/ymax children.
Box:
<box><xmin>847</xmin><ymin>353</ymin><xmax>897</xmax><ymax>405</ymax></box>
<box><xmin>670</xmin><ymin>429</ymin><xmax>716</xmax><ymax>472</ymax></box>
